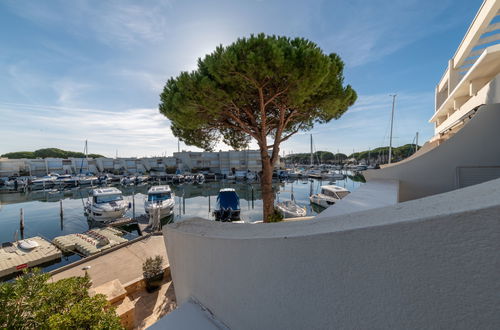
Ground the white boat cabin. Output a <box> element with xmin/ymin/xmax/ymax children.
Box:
<box><xmin>320</xmin><ymin>185</ymin><xmax>350</xmax><ymax>199</ymax></box>
<box><xmin>147</xmin><ymin>185</ymin><xmax>173</xmax><ymax>201</ymax></box>
<box><xmin>91</xmin><ymin>187</ymin><xmax>124</xmax><ymax>204</ymax></box>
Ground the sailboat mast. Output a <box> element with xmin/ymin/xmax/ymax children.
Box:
<box><xmin>85</xmin><ymin>140</ymin><xmax>89</xmax><ymax>172</ymax></box>
<box><xmin>415</xmin><ymin>132</ymin><xmax>419</xmax><ymax>152</ymax></box>
<box><xmin>388</xmin><ymin>94</ymin><xmax>397</xmax><ymax>164</ymax></box>
<box><xmin>310</xmin><ymin>134</ymin><xmax>313</xmax><ymax>166</ymax></box>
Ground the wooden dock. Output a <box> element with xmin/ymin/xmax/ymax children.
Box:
<box><xmin>0</xmin><ymin>236</ymin><xmax>62</xmax><ymax>278</ymax></box>
<box><xmin>52</xmin><ymin>228</ymin><xmax>128</xmax><ymax>256</ymax></box>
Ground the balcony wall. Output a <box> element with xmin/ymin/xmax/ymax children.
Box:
<box><xmin>164</xmin><ymin>178</ymin><xmax>500</xmax><ymax>329</ymax></box>
<box><xmin>365</xmin><ymin>103</ymin><xmax>500</xmax><ymax>202</ymax></box>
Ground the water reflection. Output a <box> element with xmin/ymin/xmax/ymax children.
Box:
<box><xmin>0</xmin><ymin>177</ymin><xmax>362</xmax><ymax>241</ymax></box>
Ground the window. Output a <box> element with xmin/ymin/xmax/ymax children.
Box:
<box><xmin>148</xmin><ymin>193</ymin><xmax>171</xmax><ymax>201</ymax></box>
<box><xmin>95</xmin><ymin>194</ymin><xmax>123</xmax><ymax>203</ymax></box>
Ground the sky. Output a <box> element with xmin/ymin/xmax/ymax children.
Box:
<box><xmin>0</xmin><ymin>0</ymin><xmax>484</xmax><ymax>157</ymax></box>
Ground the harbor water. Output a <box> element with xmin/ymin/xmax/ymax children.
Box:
<box><xmin>0</xmin><ymin>175</ymin><xmax>362</xmax><ymax>274</ymax></box>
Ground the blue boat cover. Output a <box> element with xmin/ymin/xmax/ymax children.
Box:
<box><xmin>216</xmin><ymin>190</ymin><xmax>240</xmax><ymax>210</ymax></box>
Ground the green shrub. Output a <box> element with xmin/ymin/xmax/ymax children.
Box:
<box><xmin>142</xmin><ymin>255</ymin><xmax>164</xmax><ymax>279</ymax></box>
<box><xmin>267</xmin><ymin>208</ymin><xmax>284</xmax><ymax>222</ymax></box>
<box><xmin>0</xmin><ymin>269</ymin><xmax>123</xmax><ymax>329</ymax></box>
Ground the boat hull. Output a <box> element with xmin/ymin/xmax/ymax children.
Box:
<box><xmin>213</xmin><ymin>209</ymin><xmax>241</xmax><ymax>222</ymax></box>
<box><xmin>145</xmin><ymin>204</ymin><xmax>174</xmax><ymax>218</ymax></box>
<box><xmin>309</xmin><ymin>194</ymin><xmax>337</xmax><ymax>208</ymax></box>
<box><xmin>87</xmin><ymin>208</ymin><xmax>128</xmax><ymax>222</ymax></box>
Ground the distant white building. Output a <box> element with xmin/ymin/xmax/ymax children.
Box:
<box><xmin>0</xmin><ymin>150</ymin><xmax>282</xmax><ymax>176</ymax></box>
<box><xmin>174</xmin><ymin>149</ymin><xmax>282</xmax><ymax>174</ymax></box>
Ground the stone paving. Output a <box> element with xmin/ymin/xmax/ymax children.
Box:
<box><xmin>51</xmin><ymin>235</ymin><xmax>168</xmax><ymax>287</ymax></box>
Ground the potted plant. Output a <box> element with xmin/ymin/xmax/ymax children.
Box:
<box><xmin>142</xmin><ymin>255</ymin><xmax>164</xmax><ymax>292</ymax></box>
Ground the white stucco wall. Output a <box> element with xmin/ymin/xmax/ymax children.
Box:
<box><xmin>315</xmin><ymin>179</ymin><xmax>399</xmax><ymax>219</ymax></box>
<box><xmin>164</xmin><ymin>178</ymin><xmax>500</xmax><ymax>329</ymax></box>
<box><xmin>365</xmin><ymin>103</ymin><xmax>500</xmax><ymax>201</ymax></box>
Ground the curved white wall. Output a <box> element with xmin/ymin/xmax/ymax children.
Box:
<box><xmin>164</xmin><ymin>178</ymin><xmax>500</xmax><ymax>329</ymax></box>
<box><xmin>365</xmin><ymin>103</ymin><xmax>500</xmax><ymax>201</ymax></box>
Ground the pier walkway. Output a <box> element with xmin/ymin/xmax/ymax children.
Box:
<box><xmin>50</xmin><ymin>234</ymin><xmax>168</xmax><ymax>287</ymax></box>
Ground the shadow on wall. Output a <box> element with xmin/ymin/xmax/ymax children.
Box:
<box><xmin>364</xmin><ymin>103</ymin><xmax>500</xmax><ymax>201</ymax></box>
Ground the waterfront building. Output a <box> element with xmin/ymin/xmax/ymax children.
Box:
<box><xmin>0</xmin><ymin>150</ymin><xmax>282</xmax><ymax>177</ymax></box>
<box><xmin>156</xmin><ymin>1</ymin><xmax>500</xmax><ymax>328</ymax></box>
<box><xmin>173</xmin><ymin>149</ymin><xmax>282</xmax><ymax>174</ymax></box>
<box><xmin>431</xmin><ymin>0</ymin><xmax>500</xmax><ymax>144</ymax></box>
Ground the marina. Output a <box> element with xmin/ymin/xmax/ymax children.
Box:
<box><xmin>0</xmin><ymin>174</ymin><xmax>362</xmax><ymax>278</ymax></box>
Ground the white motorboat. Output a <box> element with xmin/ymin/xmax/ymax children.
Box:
<box><xmin>309</xmin><ymin>185</ymin><xmax>350</xmax><ymax>208</ymax></box>
<box><xmin>322</xmin><ymin>171</ymin><xmax>345</xmax><ymax>180</ymax></box>
<box><xmin>183</xmin><ymin>174</ymin><xmax>194</xmax><ymax>183</ymax></box>
<box><xmin>355</xmin><ymin>165</ymin><xmax>368</xmax><ymax>171</ymax></box>
<box><xmin>54</xmin><ymin>174</ymin><xmax>79</xmax><ymax>187</ymax></box>
<box><xmin>276</xmin><ymin>200</ymin><xmax>307</xmax><ymax>218</ymax></box>
<box><xmin>246</xmin><ymin>171</ymin><xmax>257</xmax><ymax>181</ymax></box>
<box><xmin>120</xmin><ymin>176</ymin><xmax>134</xmax><ymax>185</ymax></box>
<box><xmin>195</xmin><ymin>173</ymin><xmax>205</xmax><ymax>183</ymax></box>
<box><xmin>3</xmin><ymin>178</ymin><xmax>28</xmax><ymax>189</ymax></box>
<box><xmin>134</xmin><ymin>175</ymin><xmax>149</xmax><ymax>184</ymax></box>
<box><xmin>287</xmin><ymin>169</ymin><xmax>304</xmax><ymax>178</ymax></box>
<box><xmin>307</xmin><ymin>169</ymin><xmax>323</xmax><ymax>179</ymax></box>
<box><xmin>77</xmin><ymin>174</ymin><xmax>98</xmax><ymax>185</ymax></box>
<box><xmin>30</xmin><ymin>175</ymin><xmax>57</xmax><ymax>190</ymax></box>
<box><xmin>85</xmin><ymin>187</ymin><xmax>129</xmax><ymax>222</ymax></box>
<box><xmin>172</xmin><ymin>174</ymin><xmax>184</xmax><ymax>184</ymax></box>
<box><xmin>144</xmin><ymin>185</ymin><xmax>175</xmax><ymax>218</ymax></box>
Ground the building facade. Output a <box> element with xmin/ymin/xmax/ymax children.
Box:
<box><xmin>431</xmin><ymin>0</ymin><xmax>500</xmax><ymax>143</ymax></box>
<box><xmin>0</xmin><ymin>150</ymin><xmax>282</xmax><ymax>177</ymax></box>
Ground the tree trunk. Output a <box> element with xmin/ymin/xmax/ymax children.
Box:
<box><xmin>259</xmin><ymin>148</ymin><xmax>275</xmax><ymax>222</ymax></box>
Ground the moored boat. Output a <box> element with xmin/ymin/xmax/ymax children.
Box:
<box><xmin>213</xmin><ymin>188</ymin><xmax>241</xmax><ymax>222</ymax></box>
<box><xmin>54</xmin><ymin>174</ymin><xmax>79</xmax><ymax>188</ymax></box>
<box><xmin>276</xmin><ymin>200</ymin><xmax>307</xmax><ymax>218</ymax></box>
<box><xmin>144</xmin><ymin>185</ymin><xmax>175</xmax><ymax>218</ymax></box>
<box><xmin>85</xmin><ymin>187</ymin><xmax>129</xmax><ymax>222</ymax></box>
<box><xmin>309</xmin><ymin>185</ymin><xmax>350</xmax><ymax>208</ymax></box>
<box><xmin>30</xmin><ymin>175</ymin><xmax>57</xmax><ymax>190</ymax></box>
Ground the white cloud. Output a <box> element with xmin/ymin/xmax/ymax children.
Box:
<box><xmin>52</xmin><ymin>79</ymin><xmax>93</xmax><ymax>107</ymax></box>
<box><xmin>4</xmin><ymin>0</ymin><xmax>174</xmax><ymax>48</ymax></box>
<box><xmin>0</xmin><ymin>102</ymin><xmax>242</xmax><ymax>157</ymax></box>
<box><xmin>318</xmin><ymin>0</ymin><xmax>455</xmax><ymax>66</ymax></box>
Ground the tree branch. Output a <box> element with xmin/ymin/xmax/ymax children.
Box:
<box><xmin>230</xmin><ymin>101</ymin><xmax>260</xmax><ymax>134</ymax></box>
<box><xmin>258</xmin><ymin>87</ymin><xmax>267</xmax><ymax>141</ymax></box>
<box><xmin>229</xmin><ymin>71</ymin><xmax>259</xmax><ymax>88</ymax></box>
<box><xmin>224</xmin><ymin>112</ymin><xmax>260</xmax><ymax>140</ymax></box>
<box><xmin>264</xmin><ymin>86</ymin><xmax>289</xmax><ymax>108</ymax></box>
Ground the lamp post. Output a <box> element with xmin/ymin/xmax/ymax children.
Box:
<box><xmin>388</xmin><ymin>94</ymin><xmax>397</xmax><ymax>164</ymax></box>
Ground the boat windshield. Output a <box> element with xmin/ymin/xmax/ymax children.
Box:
<box><xmin>322</xmin><ymin>189</ymin><xmax>339</xmax><ymax>199</ymax></box>
<box><xmin>336</xmin><ymin>191</ymin><xmax>350</xmax><ymax>199</ymax></box>
<box><xmin>321</xmin><ymin>189</ymin><xmax>349</xmax><ymax>199</ymax></box>
<box><xmin>95</xmin><ymin>194</ymin><xmax>123</xmax><ymax>204</ymax></box>
<box><xmin>148</xmin><ymin>193</ymin><xmax>171</xmax><ymax>201</ymax></box>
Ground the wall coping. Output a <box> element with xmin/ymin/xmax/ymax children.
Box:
<box><xmin>165</xmin><ymin>177</ymin><xmax>500</xmax><ymax>240</ymax></box>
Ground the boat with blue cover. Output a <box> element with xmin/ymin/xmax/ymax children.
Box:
<box><xmin>213</xmin><ymin>188</ymin><xmax>241</xmax><ymax>222</ymax></box>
